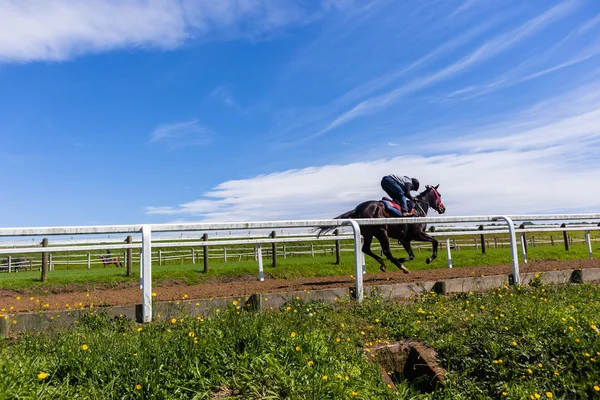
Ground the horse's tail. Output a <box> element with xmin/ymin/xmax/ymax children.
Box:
<box><xmin>314</xmin><ymin>208</ymin><xmax>357</xmax><ymax>237</ymax></box>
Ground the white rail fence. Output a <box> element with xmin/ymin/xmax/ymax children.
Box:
<box><xmin>3</xmin><ymin>227</ymin><xmax>597</xmax><ymax>273</ymax></box>
<box><xmin>1</xmin><ymin>214</ymin><xmax>600</xmax><ymax>322</ymax></box>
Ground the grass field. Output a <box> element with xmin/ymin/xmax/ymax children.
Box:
<box><xmin>0</xmin><ymin>240</ymin><xmax>596</xmax><ymax>292</ymax></box>
<box><xmin>1</xmin><ymin>281</ymin><xmax>598</xmax><ymax>399</ymax></box>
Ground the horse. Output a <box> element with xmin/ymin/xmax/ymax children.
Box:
<box><xmin>98</xmin><ymin>251</ymin><xmax>122</xmax><ymax>268</ymax></box>
<box><xmin>317</xmin><ymin>185</ymin><xmax>446</xmax><ymax>274</ymax></box>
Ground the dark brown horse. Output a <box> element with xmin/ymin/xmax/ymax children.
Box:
<box><xmin>317</xmin><ymin>185</ymin><xmax>446</xmax><ymax>273</ymax></box>
<box><xmin>98</xmin><ymin>250</ymin><xmax>122</xmax><ymax>268</ymax></box>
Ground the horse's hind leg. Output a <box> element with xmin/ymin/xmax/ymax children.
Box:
<box><xmin>375</xmin><ymin>230</ymin><xmax>409</xmax><ymax>274</ymax></box>
<box><xmin>362</xmin><ymin>234</ymin><xmax>388</xmax><ymax>272</ymax></box>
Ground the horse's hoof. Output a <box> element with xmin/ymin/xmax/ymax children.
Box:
<box><xmin>400</xmin><ymin>265</ymin><xmax>410</xmax><ymax>274</ymax></box>
<box><xmin>380</xmin><ymin>265</ymin><xmax>386</xmax><ymax>272</ymax></box>
<box><xmin>426</xmin><ymin>258</ymin><xmax>432</xmax><ymax>264</ymax></box>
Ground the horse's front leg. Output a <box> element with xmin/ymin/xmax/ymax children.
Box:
<box><xmin>375</xmin><ymin>230</ymin><xmax>409</xmax><ymax>274</ymax></box>
<box><xmin>398</xmin><ymin>238</ymin><xmax>415</xmax><ymax>262</ymax></box>
<box><xmin>414</xmin><ymin>231</ymin><xmax>438</xmax><ymax>264</ymax></box>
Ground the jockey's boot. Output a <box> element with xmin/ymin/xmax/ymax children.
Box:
<box><xmin>401</xmin><ymin>209</ymin><xmax>415</xmax><ymax>217</ymax></box>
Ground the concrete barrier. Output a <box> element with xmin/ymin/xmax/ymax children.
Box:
<box><xmin>2</xmin><ymin>268</ymin><xmax>599</xmax><ymax>336</ymax></box>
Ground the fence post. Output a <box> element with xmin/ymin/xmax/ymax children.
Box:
<box><xmin>446</xmin><ymin>237</ymin><xmax>452</xmax><ymax>268</ymax></box>
<box><xmin>41</xmin><ymin>238</ymin><xmax>48</xmax><ymax>282</ymax></box>
<box><xmin>494</xmin><ymin>237</ymin><xmax>497</xmax><ymax>249</ymax></box>
<box><xmin>283</xmin><ymin>245</ymin><xmax>287</xmax><ymax>259</ymax></box>
<box><xmin>203</xmin><ymin>233</ymin><xmax>209</xmax><ymax>273</ymax></box>
<box><xmin>126</xmin><ymin>235</ymin><xmax>132</xmax><ymax>277</ymax></box>
<box><xmin>158</xmin><ymin>250</ymin><xmax>162</xmax><ymax>266</ymax></box>
<box><xmin>271</xmin><ymin>231</ymin><xmax>277</xmax><ymax>267</ymax></box>
<box><xmin>7</xmin><ymin>256</ymin><xmax>11</xmax><ymax>273</ymax></box>
<box><xmin>531</xmin><ymin>236</ymin><xmax>535</xmax><ymax>247</ymax></box>
<box><xmin>519</xmin><ymin>224</ymin><xmax>528</xmax><ymax>254</ymax></box>
<box><xmin>141</xmin><ymin>225</ymin><xmax>152</xmax><ymax>323</ymax></box>
<box><xmin>550</xmin><ymin>235</ymin><xmax>554</xmax><ymax>246</ymax></box>
<box><xmin>257</xmin><ymin>244</ymin><xmax>264</xmax><ymax>282</ymax></box>
<box><xmin>192</xmin><ymin>248</ymin><xmax>195</xmax><ymax>264</ymax></box>
<box><xmin>87</xmin><ymin>253</ymin><xmax>91</xmax><ymax>269</ymax></box>
<box><xmin>478</xmin><ymin>225</ymin><xmax>486</xmax><ymax>254</ymax></box>
<box><xmin>492</xmin><ymin>216</ymin><xmax>520</xmax><ymax>285</ymax></box>
<box><xmin>586</xmin><ymin>230</ymin><xmax>593</xmax><ymax>259</ymax></box>
<box><xmin>223</xmin><ymin>247</ymin><xmax>227</xmax><ymax>262</ymax></box>
<box><xmin>520</xmin><ymin>233</ymin><xmax>528</xmax><ymax>264</ymax></box>
<box><xmin>335</xmin><ymin>229</ymin><xmax>341</xmax><ymax>265</ymax></box>
<box><xmin>474</xmin><ymin>238</ymin><xmax>478</xmax><ymax>250</ymax></box>
<box><xmin>561</xmin><ymin>224</ymin><xmax>569</xmax><ymax>251</ymax></box>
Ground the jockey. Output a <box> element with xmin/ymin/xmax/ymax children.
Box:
<box><xmin>380</xmin><ymin>174</ymin><xmax>420</xmax><ymax>216</ymax></box>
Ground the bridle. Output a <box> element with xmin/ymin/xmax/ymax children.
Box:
<box><xmin>414</xmin><ymin>186</ymin><xmax>444</xmax><ymax>215</ymax></box>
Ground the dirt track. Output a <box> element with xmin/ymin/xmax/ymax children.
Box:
<box><xmin>1</xmin><ymin>259</ymin><xmax>599</xmax><ymax>314</ymax></box>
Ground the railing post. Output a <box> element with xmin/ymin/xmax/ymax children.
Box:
<box><xmin>493</xmin><ymin>216</ymin><xmax>520</xmax><ymax>285</ymax></box>
<box><xmin>271</xmin><ymin>231</ymin><xmax>277</xmax><ymax>267</ymax></box>
<box><xmin>520</xmin><ymin>233</ymin><xmax>528</xmax><ymax>264</ymax></box>
<box><xmin>586</xmin><ymin>230</ymin><xmax>593</xmax><ymax>259</ymax></box>
<box><xmin>257</xmin><ymin>244</ymin><xmax>264</xmax><ymax>282</ymax></box>
<box><xmin>126</xmin><ymin>235</ymin><xmax>132</xmax><ymax>277</ymax></box>
<box><xmin>7</xmin><ymin>256</ymin><xmax>11</xmax><ymax>273</ymax></box>
<box><xmin>87</xmin><ymin>253</ymin><xmax>91</xmax><ymax>269</ymax></box>
<box><xmin>446</xmin><ymin>237</ymin><xmax>452</xmax><ymax>268</ymax></box>
<box><xmin>335</xmin><ymin>229</ymin><xmax>341</xmax><ymax>265</ymax></box>
<box><xmin>141</xmin><ymin>225</ymin><xmax>152</xmax><ymax>323</ymax></box>
<box><xmin>348</xmin><ymin>220</ymin><xmax>363</xmax><ymax>302</ymax></box>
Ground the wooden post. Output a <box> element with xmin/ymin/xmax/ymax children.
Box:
<box><xmin>203</xmin><ymin>233</ymin><xmax>209</xmax><ymax>273</ymax></box>
<box><xmin>126</xmin><ymin>235</ymin><xmax>132</xmax><ymax>277</ymax></box>
<box><xmin>158</xmin><ymin>250</ymin><xmax>162</xmax><ymax>266</ymax></box>
<box><xmin>271</xmin><ymin>231</ymin><xmax>277</xmax><ymax>267</ymax></box>
<box><xmin>283</xmin><ymin>245</ymin><xmax>287</xmax><ymax>259</ymax></box>
<box><xmin>478</xmin><ymin>225</ymin><xmax>486</xmax><ymax>254</ymax></box>
<box><xmin>223</xmin><ymin>247</ymin><xmax>227</xmax><ymax>262</ymax></box>
<box><xmin>7</xmin><ymin>256</ymin><xmax>11</xmax><ymax>273</ymax></box>
<box><xmin>550</xmin><ymin>235</ymin><xmax>554</xmax><ymax>246</ymax></box>
<box><xmin>561</xmin><ymin>224</ymin><xmax>569</xmax><ymax>251</ymax></box>
<box><xmin>41</xmin><ymin>238</ymin><xmax>48</xmax><ymax>282</ymax></box>
<box><xmin>493</xmin><ymin>237</ymin><xmax>498</xmax><ymax>249</ymax></box>
<box><xmin>87</xmin><ymin>253</ymin><xmax>91</xmax><ymax>269</ymax></box>
<box><xmin>311</xmin><ymin>244</ymin><xmax>314</xmax><ymax>258</ymax></box>
<box><xmin>192</xmin><ymin>248</ymin><xmax>195</xmax><ymax>264</ymax></box>
<box><xmin>335</xmin><ymin>229</ymin><xmax>341</xmax><ymax>265</ymax></box>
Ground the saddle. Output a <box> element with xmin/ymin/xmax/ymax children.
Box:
<box><xmin>381</xmin><ymin>197</ymin><xmax>415</xmax><ymax>217</ymax></box>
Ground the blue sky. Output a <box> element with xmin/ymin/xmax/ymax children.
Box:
<box><xmin>1</xmin><ymin>0</ymin><xmax>600</xmax><ymax>227</ymax></box>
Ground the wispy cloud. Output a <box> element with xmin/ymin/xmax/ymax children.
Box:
<box><xmin>0</xmin><ymin>0</ymin><xmax>347</xmax><ymax>63</ymax></box>
<box><xmin>317</xmin><ymin>0</ymin><xmax>580</xmax><ymax>137</ymax></box>
<box><xmin>442</xmin><ymin>12</ymin><xmax>600</xmax><ymax>102</ymax></box>
<box><xmin>149</xmin><ymin>119</ymin><xmax>214</xmax><ymax>149</ymax></box>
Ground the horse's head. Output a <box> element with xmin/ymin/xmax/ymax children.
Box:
<box><xmin>417</xmin><ymin>184</ymin><xmax>446</xmax><ymax>214</ymax></box>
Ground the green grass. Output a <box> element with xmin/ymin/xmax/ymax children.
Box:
<box><xmin>0</xmin><ymin>241</ymin><xmax>597</xmax><ymax>292</ymax></box>
<box><xmin>1</xmin><ymin>281</ymin><xmax>598</xmax><ymax>399</ymax></box>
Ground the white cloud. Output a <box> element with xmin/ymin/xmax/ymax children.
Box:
<box><xmin>0</xmin><ymin>0</ymin><xmax>344</xmax><ymax>63</ymax></box>
<box><xmin>149</xmin><ymin>119</ymin><xmax>214</xmax><ymax>149</ymax></box>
